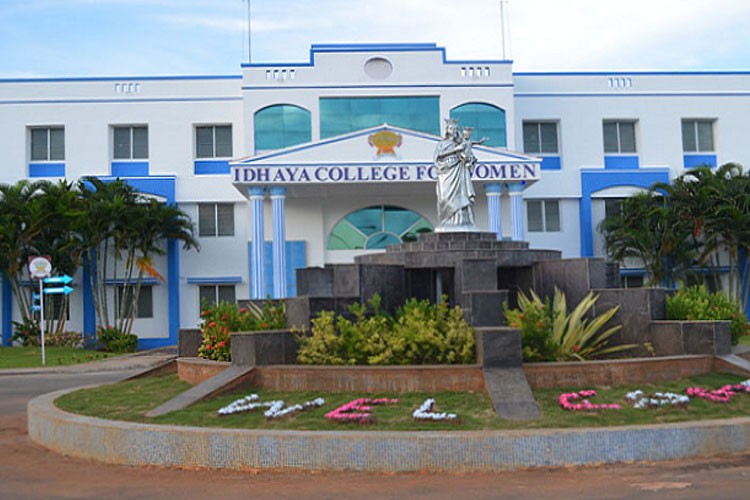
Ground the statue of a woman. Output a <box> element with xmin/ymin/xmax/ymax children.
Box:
<box><xmin>434</xmin><ymin>119</ymin><xmax>478</xmax><ymax>231</ymax></box>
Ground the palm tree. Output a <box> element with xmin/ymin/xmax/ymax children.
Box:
<box><xmin>0</xmin><ymin>180</ymin><xmax>46</xmax><ymax>322</ymax></box>
<box><xmin>600</xmin><ymin>191</ymin><xmax>696</xmax><ymax>287</ymax></box>
<box><xmin>77</xmin><ymin>177</ymin><xmax>198</xmax><ymax>335</ymax></box>
<box><xmin>115</xmin><ymin>198</ymin><xmax>198</xmax><ymax>334</ymax></box>
<box><xmin>28</xmin><ymin>180</ymin><xmax>86</xmax><ymax>334</ymax></box>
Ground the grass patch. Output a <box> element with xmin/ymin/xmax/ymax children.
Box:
<box><xmin>56</xmin><ymin>374</ymin><xmax>192</xmax><ymax>421</ymax></box>
<box><xmin>739</xmin><ymin>335</ymin><xmax>750</xmax><ymax>346</ymax></box>
<box><xmin>0</xmin><ymin>346</ymin><xmax>115</xmax><ymax>369</ymax></box>
<box><xmin>55</xmin><ymin>372</ymin><xmax>750</xmax><ymax>431</ymax></box>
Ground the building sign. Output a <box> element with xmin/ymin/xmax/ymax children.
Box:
<box><xmin>232</xmin><ymin>162</ymin><xmax>539</xmax><ymax>185</ymax></box>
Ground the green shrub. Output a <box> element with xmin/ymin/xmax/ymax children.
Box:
<box><xmin>198</xmin><ymin>300</ymin><xmax>287</xmax><ymax>362</ymax></box>
<box><xmin>667</xmin><ymin>285</ymin><xmax>749</xmax><ymax>345</ymax></box>
<box><xmin>505</xmin><ymin>288</ymin><xmax>632</xmax><ymax>361</ymax></box>
<box><xmin>296</xmin><ymin>295</ymin><xmax>475</xmax><ymax>365</ymax></box>
<box><xmin>46</xmin><ymin>331</ymin><xmax>84</xmax><ymax>348</ymax></box>
<box><xmin>97</xmin><ymin>326</ymin><xmax>138</xmax><ymax>353</ymax></box>
<box><xmin>12</xmin><ymin>320</ymin><xmax>83</xmax><ymax>349</ymax></box>
<box><xmin>12</xmin><ymin>318</ymin><xmax>40</xmax><ymax>347</ymax></box>
<box><xmin>503</xmin><ymin>294</ymin><xmax>555</xmax><ymax>361</ymax></box>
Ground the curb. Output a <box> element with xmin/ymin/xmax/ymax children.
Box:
<box><xmin>28</xmin><ymin>387</ymin><xmax>750</xmax><ymax>473</ymax></box>
<box><xmin>0</xmin><ymin>351</ymin><xmax>177</xmax><ymax>377</ymax></box>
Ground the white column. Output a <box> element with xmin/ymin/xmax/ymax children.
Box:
<box><xmin>249</xmin><ymin>187</ymin><xmax>266</xmax><ymax>299</ymax></box>
<box><xmin>507</xmin><ymin>183</ymin><xmax>525</xmax><ymax>241</ymax></box>
<box><xmin>485</xmin><ymin>183</ymin><xmax>503</xmax><ymax>239</ymax></box>
<box><xmin>270</xmin><ymin>186</ymin><xmax>287</xmax><ymax>299</ymax></box>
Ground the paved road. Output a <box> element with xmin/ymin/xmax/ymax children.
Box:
<box><xmin>2</xmin><ymin>363</ymin><xmax>750</xmax><ymax>499</ymax></box>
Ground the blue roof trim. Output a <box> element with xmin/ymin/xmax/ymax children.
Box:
<box><xmin>242</xmin><ymin>62</ymin><xmax>310</xmax><ymax>68</ymax></box>
<box><xmin>0</xmin><ymin>75</ymin><xmax>241</xmax><ymax>83</ymax></box>
<box><xmin>515</xmin><ymin>92</ymin><xmax>750</xmax><ymax>98</ymax></box>
<box><xmin>312</xmin><ymin>42</ymin><xmax>438</xmax><ymax>52</ymax></box>
<box><xmin>242</xmin><ymin>43</ymin><xmax>510</xmax><ymax>68</ymax></box>
<box><xmin>105</xmin><ymin>278</ymin><xmax>160</xmax><ymax>286</ymax></box>
<box><xmin>0</xmin><ymin>97</ymin><xmax>241</xmax><ymax>106</ymax></box>
<box><xmin>187</xmin><ymin>276</ymin><xmax>243</xmax><ymax>285</ymax></box>
<box><xmin>242</xmin><ymin>84</ymin><xmax>514</xmax><ymax>91</ymax></box>
<box><xmin>514</xmin><ymin>70</ymin><xmax>750</xmax><ymax>76</ymax></box>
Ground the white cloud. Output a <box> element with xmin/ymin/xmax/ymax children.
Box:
<box><xmin>508</xmin><ymin>0</ymin><xmax>750</xmax><ymax>69</ymax></box>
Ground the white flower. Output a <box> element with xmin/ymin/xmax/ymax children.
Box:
<box><xmin>412</xmin><ymin>398</ymin><xmax>458</xmax><ymax>421</ymax></box>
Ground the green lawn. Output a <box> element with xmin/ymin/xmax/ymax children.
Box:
<box><xmin>739</xmin><ymin>335</ymin><xmax>750</xmax><ymax>346</ymax></box>
<box><xmin>0</xmin><ymin>346</ymin><xmax>115</xmax><ymax>369</ymax></box>
<box><xmin>55</xmin><ymin>372</ymin><xmax>750</xmax><ymax>431</ymax></box>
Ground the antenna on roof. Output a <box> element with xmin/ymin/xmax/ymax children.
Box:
<box><xmin>500</xmin><ymin>0</ymin><xmax>512</xmax><ymax>60</ymax></box>
<box><xmin>244</xmin><ymin>0</ymin><xmax>252</xmax><ymax>63</ymax></box>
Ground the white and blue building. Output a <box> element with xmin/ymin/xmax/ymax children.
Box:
<box><xmin>1</xmin><ymin>43</ymin><xmax>748</xmax><ymax>347</ymax></box>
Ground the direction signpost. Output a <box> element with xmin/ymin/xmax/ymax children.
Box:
<box><xmin>28</xmin><ymin>257</ymin><xmax>74</xmax><ymax>366</ymax></box>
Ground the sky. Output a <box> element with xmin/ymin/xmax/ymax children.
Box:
<box><xmin>1</xmin><ymin>0</ymin><xmax>749</xmax><ymax>78</ymax></box>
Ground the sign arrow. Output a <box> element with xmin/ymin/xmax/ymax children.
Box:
<box><xmin>44</xmin><ymin>285</ymin><xmax>74</xmax><ymax>295</ymax></box>
<box><xmin>44</xmin><ymin>274</ymin><xmax>73</xmax><ymax>285</ymax></box>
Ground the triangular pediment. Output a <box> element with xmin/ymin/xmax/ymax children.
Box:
<box><xmin>231</xmin><ymin>124</ymin><xmax>540</xmax><ymax>166</ymax></box>
<box><xmin>231</xmin><ymin>124</ymin><xmax>541</xmax><ymax>189</ymax></box>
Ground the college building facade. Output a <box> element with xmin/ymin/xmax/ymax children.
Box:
<box><xmin>1</xmin><ymin>43</ymin><xmax>748</xmax><ymax>347</ymax></box>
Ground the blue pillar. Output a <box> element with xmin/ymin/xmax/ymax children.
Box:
<box><xmin>2</xmin><ymin>277</ymin><xmax>11</xmax><ymax>346</ymax></box>
<box><xmin>506</xmin><ymin>183</ymin><xmax>525</xmax><ymax>241</ymax></box>
<box><xmin>167</xmin><ymin>239</ymin><xmax>180</xmax><ymax>345</ymax></box>
<box><xmin>579</xmin><ymin>193</ymin><xmax>594</xmax><ymax>257</ymax></box>
<box><xmin>270</xmin><ymin>186</ymin><xmax>287</xmax><ymax>299</ymax></box>
<box><xmin>485</xmin><ymin>183</ymin><xmax>503</xmax><ymax>239</ymax></box>
<box><xmin>82</xmin><ymin>253</ymin><xmax>97</xmax><ymax>341</ymax></box>
<box><xmin>249</xmin><ymin>187</ymin><xmax>266</xmax><ymax>299</ymax></box>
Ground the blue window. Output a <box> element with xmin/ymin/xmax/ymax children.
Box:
<box><xmin>320</xmin><ymin>96</ymin><xmax>440</xmax><ymax>138</ymax></box>
<box><xmin>254</xmin><ymin>104</ymin><xmax>311</xmax><ymax>151</ymax></box>
<box><xmin>450</xmin><ymin>103</ymin><xmax>507</xmax><ymax>147</ymax></box>
<box><xmin>328</xmin><ymin>205</ymin><xmax>433</xmax><ymax>250</ymax></box>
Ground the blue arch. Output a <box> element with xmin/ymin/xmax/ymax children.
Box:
<box><xmin>579</xmin><ymin>169</ymin><xmax>671</xmax><ymax>257</ymax></box>
<box><xmin>449</xmin><ymin>102</ymin><xmax>507</xmax><ymax>147</ymax></box>
<box><xmin>254</xmin><ymin>104</ymin><xmax>312</xmax><ymax>151</ymax></box>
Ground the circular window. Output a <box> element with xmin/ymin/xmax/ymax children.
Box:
<box><xmin>364</xmin><ymin>57</ymin><xmax>393</xmax><ymax>79</ymax></box>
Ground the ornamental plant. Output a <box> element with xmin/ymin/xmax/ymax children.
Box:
<box><xmin>296</xmin><ymin>294</ymin><xmax>476</xmax><ymax>365</ymax></box>
<box><xmin>666</xmin><ymin>285</ymin><xmax>750</xmax><ymax>345</ymax></box>
<box><xmin>505</xmin><ymin>288</ymin><xmax>633</xmax><ymax>361</ymax></box>
<box><xmin>11</xmin><ymin>318</ymin><xmax>41</xmax><ymax>347</ymax></box>
<box><xmin>96</xmin><ymin>326</ymin><xmax>138</xmax><ymax>353</ymax></box>
<box><xmin>198</xmin><ymin>300</ymin><xmax>286</xmax><ymax>362</ymax></box>
<box><xmin>503</xmin><ymin>295</ymin><xmax>555</xmax><ymax>361</ymax></box>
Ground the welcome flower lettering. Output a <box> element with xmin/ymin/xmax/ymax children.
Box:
<box><xmin>325</xmin><ymin>398</ymin><xmax>399</xmax><ymax>424</ymax></box>
<box><xmin>685</xmin><ymin>382</ymin><xmax>750</xmax><ymax>404</ymax></box>
<box><xmin>558</xmin><ymin>390</ymin><xmax>621</xmax><ymax>411</ymax></box>
<box><xmin>217</xmin><ymin>394</ymin><xmax>324</xmax><ymax>418</ymax></box>
<box><xmin>412</xmin><ymin>398</ymin><xmax>459</xmax><ymax>421</ymax></box>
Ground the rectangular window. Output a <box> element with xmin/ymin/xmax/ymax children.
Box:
<box><xmin>116</xmin><ymin>285</ymin><xmax>153</xmax><ymax>319</ymax></box>
<box><xmin>113</xmin><ymin>126</ymin><xmax>148</xmax><ymax>159</ymax></box>
<box><xmin>682</xmin><ymin>119</ymin><xmax>714</xmax><ymax>152</ymax></box>
<box><xmin>604</xmin><ymin>198</ymin><xmax>625</xmax><ymax>219</ymax></box>
<box><xmin>196</xmin><ymin>125</ymin><xmax>233</xmax><ymax>158</ymax></box>
<box><xmin>320</xmin><ymin>96</ymin><xmax>440</xmax><ymax>138</ymax></box>
<box><xmin>620</xmin><ymin>275</ymin><xmax>644</xmax><ymax>289</ymax></box>
<box><xmin>522</xmin><ymin>121</ymin><xmax>559</xmax><ymax>154</ymax></box>
<box><xmin>199</xmin><ymin>285</ymin><xmax>236</xmax><ymax>307</ymax></box>
<box><xmin>527</xmin><ymin>200</ymin><xmax>561</xmax><ymax>232</ymax></box>
<box><xmin>198</xmin><ymin>203</ymin><xmax>234</xmax><ymax>237</ymax></box>
<box><xmin>603</xmin><ymin>120</ymin><xmax>636</xmax><ymax>153</ymax></box>
<box><xmin>30</xmin><ymin>127</ymin><xmax>65</xmax><ymax>161</ymax></box>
